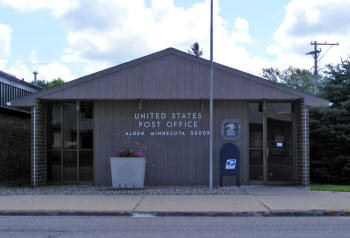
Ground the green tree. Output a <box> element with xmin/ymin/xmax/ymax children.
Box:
<box><xmin>262</xmin><ymin>63</ymin><xmax>350</xmax><ymax>184</ymax></box>
<box><xmin>310</xmin><ymin>59</ymin><xmax>350</xmax><ymax>184</ymax></box>
<box><xmin>261</xmin><ymin>67</ymin><xmax>281</xmax><ymax>82</ymax></box>
<box><xmin>188</xmin><ymin>42</ymin><xmax>203</xmax><ymax>57</ymax></box>
<box><xmin>262</xmin><ymin>67</ymin><xmax>315</xmax><ymax>94</ymax></box>
<box><xmin>33</xmin><ymin>78</ymin><xmax>64</xmax><ymax>89</ymax></box>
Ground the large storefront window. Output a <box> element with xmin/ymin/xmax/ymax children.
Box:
<box><xmin>48</xmin><ymin>103</ymin><xmax>61</xmax><ymax>149</ymax></box>
<box><xmin>249</xmin><ymin>102</ymin><xmax>263</xmax><ymax>181</ymax></box>
<box><xmin>47</xmin><ymin>101</ymin><xmax>93</xmax><ymax>184</ymax></box>
<box><xmin>79</xmin><ymin>102</ymin><xmax>93</xmax><ymax>182</ymax></box>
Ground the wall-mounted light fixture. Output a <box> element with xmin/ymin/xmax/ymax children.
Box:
<box><xmin>138</xmin><ymin>99</ymin><xmax>143</xmax><ymax>110</ymax></box>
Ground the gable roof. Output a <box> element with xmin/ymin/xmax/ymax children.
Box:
<box><xmin>11</xmin><ymin>47</ymin><xmax>329</xmax><ymax>108</ymax></box>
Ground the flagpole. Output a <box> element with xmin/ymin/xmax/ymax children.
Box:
<box><xmin>209</xmin><ymin>0</ymin><xmax>214</xmax><ymax>189</ymax></box>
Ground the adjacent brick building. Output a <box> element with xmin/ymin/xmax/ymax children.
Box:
<box><xmin>0</xmin><ymin>71</ymin><xmax>41</xmax><ymax>184</ymax></box>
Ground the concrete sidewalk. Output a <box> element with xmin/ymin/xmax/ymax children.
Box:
<box><xmin>0</xmin><ymin>186</ymin><xmax>350</xmax><ymax>216</ymax></box>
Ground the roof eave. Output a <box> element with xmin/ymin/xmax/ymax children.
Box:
<box><xmin>8</xmin><ymin>47</ymin><xmax>332</xmax><ymax>108</ymax></box>
<box><xmin>10</xmin><ymin>94</ymin><xmax>36</xmax><ymax>107</ymax></box>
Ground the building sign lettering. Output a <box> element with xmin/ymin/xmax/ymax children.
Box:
<box><xmin>125</xmin><ymin>112</ymin><xmax>209</xmax><ymax>136</ymax></box>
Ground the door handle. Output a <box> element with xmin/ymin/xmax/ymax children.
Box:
<box><xmin>266</xmin><ymin>148</ymin><xmax>269</xmax><ymax>157</ymax></box>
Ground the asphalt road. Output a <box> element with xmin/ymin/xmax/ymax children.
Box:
<box><xmin>0</xmin><ymin>216</ymin><xmax>349</xmax><ymax>238</ymax></box>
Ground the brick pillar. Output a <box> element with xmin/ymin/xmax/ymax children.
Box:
<box><xmin>296</xmin><ymin>99</ymin><xmax>310</xmax><ymax>187</ymax></box>
<box><xmin>31</xmin><ymin>99</ymin><xmax>47</xmax><ymax>187</ymax></box>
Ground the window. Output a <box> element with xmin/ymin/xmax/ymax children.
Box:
<box><xmin>79</xmin><ymin>102</ymin><xmax>93</xmax><ymax>182</ymax></box>
<box><xmin>266</xmin><ymin>103</ymin><xmax>292</xmax><ymax>113</ymax></box>
<box><xmin>249</xmin><ymin>102</ymin><xmax>263</xmax><ymax>181</ymax></box>
<box><xmin>47</xmin><ymin>101</ymin><xmax>93</xmax><ymax>184</ymax></box>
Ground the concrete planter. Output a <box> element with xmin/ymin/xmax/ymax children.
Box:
<box><xmin>109</xmin><ymin>157</ymin><xmax>146</xmax><ymax>188</ymax></box>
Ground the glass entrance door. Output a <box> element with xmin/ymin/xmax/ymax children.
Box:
<box><xmin>47</xmin><ymin>101</ymin><xmax>93</xmax><ymax>185</ymax></box>
<box><xmin>265</xmin><ymin>115</ymin><xmax>294</xmax><ymax>184</ymax></box>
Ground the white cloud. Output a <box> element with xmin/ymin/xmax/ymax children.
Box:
<box><xmin>268</xmin><ymin>0</ymin><xmax>350</xmax><ymax>71</ymax></box>
<box><xmin>0</xmin><ymin>23</ymin><xmax>12</xmax><ymax>59</ymax></box>
<box><xmin>0</xmin><ymin>0</ymin><xmax>79</xmax><ymax>17</ymax></box>
<box><xmin>58</xmin><ymin>0</ymin><xmax>269</xmax><ymax>75</ymax></box>
<box><xmin>232</xmin><ymin>18</ymin><xmax>252</xmax><ymax>44</ymax></box>
<box><xmin>0</xmin><ymin>0</ymin><xmax>272</xmax><ymax>76</ymax></box>
<box><xmin>0</xmin><ymin>2</ymin><xmax>76</xmax><ymax>82</ymax></box>
<box><xmin>2</xmin><ymin>0</ymin><xmax>350</xmax><ymax>79</ymax></box>
<box><xmin>37</xmin><ymin>61</ymin><xmax>75</xmax><ymax>81</ymax></box>
<box><xmin>6</xmin><ymin>60</ymin><xmax>76</xmax><ymax>82</ymax></box>
<box><xmin>5</xmin><ymin>50</ymin><xmax>76</xmax><ymax>83</ymax></box>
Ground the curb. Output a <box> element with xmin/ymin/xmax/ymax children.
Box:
<box><xmin>0</xmin><ymin>210</ymin><xmax>350</xmax><ymax>217</ymax></box>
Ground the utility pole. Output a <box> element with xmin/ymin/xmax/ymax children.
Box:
<box><xmin>306</xmin><ymin>41</ymin><xmax>339</xmax><ymax>93</ymax></box>
<box><xmin>209</xmin><ymin>0</ymin><xmax>214</xmax><ymax>190</ymax></box>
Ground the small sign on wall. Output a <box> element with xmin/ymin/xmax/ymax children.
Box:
<box><xmin>221</xmin><ymin>119</ymin><xmax>241</xmax><ymax>140</ymax></box>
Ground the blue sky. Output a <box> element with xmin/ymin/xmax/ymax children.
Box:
<box><xmin>0</xmin><ymin>0</ymin><xmax>349</xmax><ymax>82</ymax></box>
<box><xmin>0</xmin><ymin>8</ymin><xmax>66</xmax><ymax>64</ymax></box>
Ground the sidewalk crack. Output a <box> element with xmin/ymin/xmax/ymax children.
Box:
<box><xmin>251</xmin><ymin>196</ymin><xmax>272</xmax><ymax>212</ymax></box>
<box><xmin>132</xmin><ymin>195</ymin><xmax>146</xmax><ymax>212</ymax></box>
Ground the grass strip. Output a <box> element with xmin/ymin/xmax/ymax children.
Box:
<box><xmin>310</xmin><ymin>184</ymin><xmax>350</xmax><ymax>192</ymax></box>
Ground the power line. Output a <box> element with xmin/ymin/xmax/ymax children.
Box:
<box><xmin>6</xmin><ymin>61</ymin><xmax>125</xmax><ymax>65</ymax></box>
<box><xmin>306</xmin><ymin>41</ymin><xmax>339</xmax><ymax>93</ymax></box>
<box><xmin>317</xmin><ymin>45</ymin><xmax>334</xmax><ymax>63</ymax></box>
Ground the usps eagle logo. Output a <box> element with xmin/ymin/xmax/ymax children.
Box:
<box><xmin>221</xmin><ymin>120</ymin><xmax>241</xmax><ymax>140</ymax></box>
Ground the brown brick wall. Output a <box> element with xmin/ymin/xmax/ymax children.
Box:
<box><xmin>296</xmin><ymin>99</ymin><xmax>310</xmax><ymax>186</ymax></box>
<box><xmin>0</xmin><ymin>111</ymin><xmax>31</xmax><ymax>183</ymax></box>
<box><xmin>31</xmin><ymin>100</ymin><xmax>47</xmax><ymax>187</ymax></box>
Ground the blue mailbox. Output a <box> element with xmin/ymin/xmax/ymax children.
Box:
<box><xmin>220</xmin><ymin>143</ymin><xmax>240</xmax><ymax>187</ymax></box>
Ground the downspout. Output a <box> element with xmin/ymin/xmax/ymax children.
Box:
<box><xmin>33</xmin><ymin>106</ymin><xmax>36</xmax><ymax>187</ymax></box>
<box><xmin>32</xmin><ymin>71</ymin><xmax>38</xmax><ymax>187</ymax></box>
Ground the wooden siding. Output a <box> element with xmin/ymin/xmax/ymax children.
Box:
<box><xmin>41</xmin><ymin>54</ymin><xmax>300</xmax><ymax>101</ymax></box>
<box><xmin>93</xmin><ymin>100</ymin><xmax>248</xmax><ymax>186</ymax></box>
<box><xmin>11</xmin><ymin>48</ymin><xmax>329</xmax><ymax>108</ymax></box>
